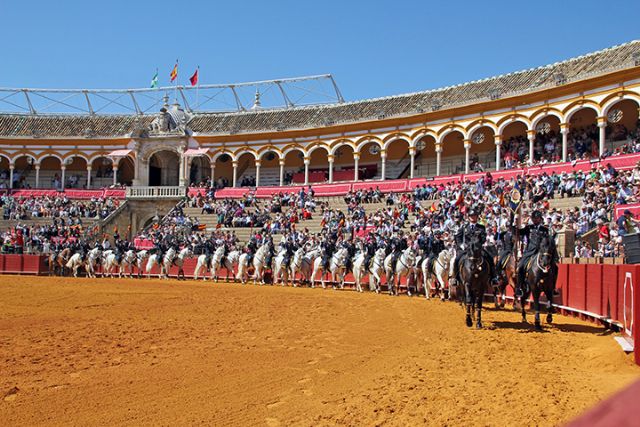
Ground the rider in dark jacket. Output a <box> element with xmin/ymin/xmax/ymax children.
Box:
<box><xmin>389</xmin><ymin>231</ymin><xmax>408</xmax><ymax>275</ymax></box>
<box><xmin>516</xmin><ymin>210</ymin><xmax>558</xmax><ymax>297</ymax></box>
<box><xmin>451</xmin><ymin>208</ymin><xmax>496</xmax><ymax>285</ymax></box>
<box><xmin>363</xmin><ymin>236</ymin><xmax>377</xmax><ymax>271</ymax></box>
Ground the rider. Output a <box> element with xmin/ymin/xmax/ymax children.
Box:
<box><xmin>516</xmin><ymin>210</ymin><xmax>558</xmax><ymax>298</ymax></box>
<box><xmin>495</xmin><ymin>225</ymin><xmax>515</xmax><ymax>283</ymax></box>
<box><xmin>342</xmin><ymin>236</ymin><xmax>357</xmax><ymax>273</ymax></box>
<box><xmin>390</xmin><ymin>230</ymin><xmax>408</xmax><ymax>276</ymax></box>
<box><xmin>451</xmin><ymin>208</ymin><xmax>496</xmax><ymax>286</ymax></box>
<box><xmin>246</xmin><ymin>233</ymin><xmax>258</xmax><ymax>266</ymax></box>
<box><xmin>427</xmin><ymin>229</ymin><xmax>446</xmax><ymax>272</ymax></box>
<box><xmin>363</xmin><ymin>233</ymin><xmax>378</xmax><ymax>271</ymax></box>
<box><xmin>320</xmin><ymin>233</ymin><xmax>336</xmax><ymax>272</ymax></box>
<box><xmin>282</xmin><ymin>232</ymin><xmax>295</xmax><ymax>270</ymax></box>
<box><xmin>203</xmin><ymin>237</ymin><xmax>215</xmax><ymax>271</ymax></box>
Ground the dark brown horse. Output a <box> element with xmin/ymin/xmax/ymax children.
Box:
<box><xmin>458</xmin><ymin>235</ymin><xmax>490</xmax><ymax>328</ymax></box>
<box><xmin>520</xmin><ymin>236</ymin><xmax>557</xmax><ymax>330</ymax></box>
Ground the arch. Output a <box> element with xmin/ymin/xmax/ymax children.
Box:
<box><xmin>530</xmin><ymin>108</ymin><xmax>565</xmax><ymax>129</ymax></box>
<box><xmin>282</xmin><ymin>148</ymin><xmax>306</xmax><ymax>185</ymax></box>
<box><xmin>465</xmin><ymin>119</ymin><xmax>498</xmax><ymax>136</ymax></box>
<box><xmin>90</xmin><ymin>156</ymin><xmax>115</xmax><ymax>188</ymax></box>
<box><xmin>496</xmin><ymin>115</ymin><xmax>531</xmax><ymax>135</ymax></box>
<box><xmin>232</xmin><ymin>148</ymin><xmax>258</xmax><ymax>162</ymax></box>
<box><xmin>355</xmin><ymin>138</ymin><xmax>382</xmax><ymax>153</ymax></box>
<box><xmin>62</xmin><ymin>156</ymin><xmax>88</xmax><ymax>189</ymax></box>
<box><xmin>210</xmin><ymin>149</ymin><xmax>236</xmax><ymax>162</ymax></box>
<box><xmin>306</xmin><ymin>143</ymin><xmax>330</xmax><ymax>157</ymax></box>
<box><xmin>37</xmin><ymin>152</ymin><xmax>64</xmax><ymax>164</ymax></box>
<box><xmin>437</xmin><ymin>125</ymin><xmax>468</xmax><ymax>142</ymax></box>
<box><xmin>563</xmin><ymin>101</ymin><xmax>601</xmax><ymax>123</ymax></box>
<box><xmin>382</xmin><ymin>132</ymin><xmax>411</xmax><ymax>150</ymax></box>
<box><xmin>62</xmin><ymin>152</ymin><xmax>90</xmax><ymax>164</ymax></box>
<box><xmin>189</xmin><ymin>155</ymin><xmax>211</xmax><ymax>186</ymax></box>
<box><xmin>601</xmin><ymin>91</ymin><xmax>640</xmax><ymax>116</ymax></box>
<box><xmin>257</xmin><ymin>145</ymin><xmax>282</xmax><ymax>156</ymax></box>
<box><xmin>10</xmin><ymin>152</ymin><xmax>37</xmax><ymax>164</ymax></box>
<box><xmin>410</xmin><ymin>129</ymin><xmax>438</xmax><ymax>148</ymax></box>
<box><xmin>149</xmin><ymin>150</ymin><xmax>179</xmax><ymax>186</ymax></box>
<box><xmin>281</xmin><ymin>143</ymin><xmax>306</xmax><ymax>159</ymax></box>
<box><xmin>354</xmin><ymin>134</ymin><xmax>383</xmax><ymax>147</ymax></box>
<box><xmin>9</xmin><ymin>154</ymin><xmax>38</xmax><ymax>189</ymax></box>
<box><xmin>0</xmin><ymin>155</ymin><xmax>9</xmax><ymax>188</ymax></box>
<box><xmin>330</xmin><ymin>139</ymin><xmax>356</xmax><ymax>155</ymax></box>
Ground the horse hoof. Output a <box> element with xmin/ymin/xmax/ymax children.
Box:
<box><xmin>476</xmin><ymin>322</ymin><xmax>483</xmax><ymax>329</ymax></box>
<box><xmin>466</xmin><ymin>316</ymin><xmax>473</xmax><ymax>327</ymax></box>
<box><xmin>546</xmin><ymin>314</ymin><xmax>553</xmax><ymax>324</ymax></box>
<box><xmin>535</xmin><ymin>322</ymin><xmax>542</xmax><ymax>331</ymax></box>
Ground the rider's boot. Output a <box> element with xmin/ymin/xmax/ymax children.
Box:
<box><xmin>515</xmin><ymin>266</ymin><xmax>525</xmax><ymax>298</ymax></box>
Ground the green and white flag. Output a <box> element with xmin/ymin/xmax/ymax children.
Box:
<box><xmin>150</xmin><ymin>70</ymin><xmax>158</xmax><ymax>88</ymax></box>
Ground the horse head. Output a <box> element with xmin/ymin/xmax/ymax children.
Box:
<box><xmin>537</xmin><ymin>236</ymin><xmax>553</xmax><ymax>274</ymax></box>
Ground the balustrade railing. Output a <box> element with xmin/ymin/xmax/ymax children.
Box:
<box><xmin>126</xmin><ymin>186</ymin><xmax>186</xmax><ymax>199</ymax></box>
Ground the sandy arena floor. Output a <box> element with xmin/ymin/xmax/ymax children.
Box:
<box><xmin>0</xmin><ymin>276</ymin><xmax>638</xmax><ymax>426</ymax></box>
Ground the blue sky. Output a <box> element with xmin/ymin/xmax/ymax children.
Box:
<box><xmin>2</xmin><ymin>0</ymin><xmax>639</xmax><ymax>101</ymax></box>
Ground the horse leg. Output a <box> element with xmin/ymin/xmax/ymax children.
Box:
<box><xmin>476</xmin><ymin>293</ymin><xmax>483</xmax><ymax>329</ymax></box>
<box><xmin>546</xmin><ymin>286</ymin><xmax>554</xmax><ymax>324</ymax></box>
<box><xmin>534</xmin><ymin>291</ymin><xmax>542</xmax><ymax>331</ymax></box>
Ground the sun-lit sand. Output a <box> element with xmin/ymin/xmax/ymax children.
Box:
<box><xmin>0</xmin><ymin>276</ymin><xmax>638</xmax><ymax>426</ymax></box>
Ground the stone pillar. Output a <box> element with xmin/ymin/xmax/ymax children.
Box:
<box><xmin>35</xmin><ymin>164</ymin><xmax>40</xmax><ymax>189</ymax></box>
<box><xmin>178</xmin><ymin>149</ymin><xmax>186</xmax><ymax>187</ymax></box>
<box><xmin>353</xmin><ymin>152</ymin><xmax>360</xmax><ymax>181</ymax></box>
<box><xmin>232</xmin><ymin>161</ymin><xmax>238</xmax><ymax>187</ymax></box>
<box><xmin>304</xmin><ymin>158</ymin><xmax>310</xmax><ymax>186</ymax></box>
<box><xmin>597</xmin><ymin>117</ymin><xmax>607</xmax><ymax>156</ymax></box>
<box><xmin>463</xmin><ymin>140</ymin><xmax>471</xmax><ymax>174</ymax></box>
<box><xmin>112</xmin><ymin>165</ymin><xmax>118</xmax><ymax>186</ymax></box>
<box><xmin>409</xmin><ymin>147</ymin><xmax>416</xmax><ymax>179</ymax></box>
<box><xmin>435</xmin><ymin>144</ymin><xmax>442</xmax><ymax>176</ymax></box>
<box><xmin>9</xmin><ymin>164</ymin><xmax>14</xmax><ymax>189</ymax></box>
<box><xmin>380</xmin><ymin>150</ymin><xmax>387</xmax><ymax>181</ymax></box>
<box><xmin>279</xmin><ymin>159</ymin><xmax>285</xmax><ymax>186</ymax></box>
<box><xmin>327</xmin><ymin>155</ymin><xmax>334</xmax><ymax>183</ymax></box>
<box><xmin>255</xmin><ymin>160</ymin><xmax>261</xmax><ymax>187</ymax></box>
<box><xmin>560</xmin><ymin>123</ymin><xmax>569</xmax><ymax>162</ymax></box>
<box><xmin>527</xmin><ymin>130</ymin><xmax>536</xmax><ymax>165</ymax></box>
<box><xmin>61</xmin><ymin>166</ymin><xmax>66</xmax><ymax>190</ymax></box>
<box><xmin>86</xmin><ymin>166</ymin><xmax>92</xmax><ymax>188</ymax></box>
<box><xmin>210</xmin><ymin>164</ymin><xmax>215</xmax><ymax>186</ymax></box>
<box><xmin>494</xmin><ymin>135</ymin><xmax>502</xmax><ymax>171</ymax></box>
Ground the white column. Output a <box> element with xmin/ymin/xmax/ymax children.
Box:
<box><xmin>210</xmin><ymin>164</ymin><xmax>215</xmax><ymax>186</ymax></box>
<box><xmin>380</xmin><ymin>150</ymin><xmax>386</xmax><ymax>181</ymax></box>
<box><xmin>279</xmin><ymin>159</ymin><xmax>285</xmax><ymax>186</ymax></box>
<box><xmin>112</xmin><ymin>165</ymin><xmax>118</xmax><ymax>186</ymax></box>
<box><xmin>86</xmin><ymin>166</ymin><xmax>92</xmax><ymax>188</ymax></box>
<box><xmin>435</xmin><ymin>144</ymin><xmax>442</xmax><ymax>176</ymax></box>
<box><xmin>527</xmin><ymin>130</ymin><xmax>536</xmax><ymax>165</ymax></box>
<box><xmin>255</xmin><ymin>160</ymin><xmax>261</xmax><ymax>187</ymax></box>
<box><xmin>178</xmin><ymin>150</ymin><xmax>186</xmax><ymax>187</ymax></box>
<box><xmin>409</xmin><ymin>147</ymin><xmax>416</xmax><ymax>179</ymax></box>
<box><xmin>304</xmin><ymin>158</ymin><xmax>310</xmax><ymax>186</ymax></box>
<box><xmin>560</xmin><ymin>124</ymin><xmax>569</xmax><ymax>162</ymax></box>
<box><xmin>597</xmin><ymin>117</ymin><xmax>607</xmax><ymax>156</ymax></box>
<box><xmin>232</xmin><ymin>161</ymin><xmax>238</xmax><ymax>187</ymax></box>
<box><xmin>353</xmin><ymin>153</ymin><xmax>360</xmax><ymax>181</ymax></box>
<box><xmin>61</xmin><ymin>166</ymin><xmax>66</xmax><ymax>190</ymax></box>
<box><xmin>327</xmin><ymin>155</ymin><xmax>334</xmax><ymax>183</ymax></box>
<box><xmin>35</xmin><ymin>165</ymin><xmax>40</xmax><ymax>189</ymax></box>
<box><xmin>494</xmin><ymin>135</ymin><xmax>502</xmax><ymax>171</ymax></box>
<box><xmin>463</xmin><ymin>140</ymin><xmax>471</xmax><ymax>174</ymax></box>
<box><xmin>9</xmin><ymin>164</ymin><xmax>14</xmax><ymax>189</ymax></box>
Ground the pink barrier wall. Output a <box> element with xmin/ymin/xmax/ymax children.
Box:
<box><xmin>7</xmin><ymin>188</ymin><xmax>125</xmax><ymax>199</ymax></box>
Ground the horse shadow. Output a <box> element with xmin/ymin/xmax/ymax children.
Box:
<box><xmin>551</xmin><ymin>323</ymin><xmax>608</xmax><ymax>335</ymax></box>
<box><xmin>490</xmin><ymin>320</ymin><xmax>551</xmax><ymax>333</ymax></box>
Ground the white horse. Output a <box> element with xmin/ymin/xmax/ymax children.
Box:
<box><xmin>85</xmin><ymin>247</ymin><xmax>102</xmax><ymax>278</ymax></box>
<box><xmin>135</xmin><ymin>250</ymin><xmax>149</xmax><ymax>278</ymax></box>
<box><xmin>273</xmin><ymin>249</ymin><xmax>290</xmax><ymax>286</ymax></box>
<box><xmin>384</xmin><ymin>248</ymin><xmax>417</xmax><ymax>296</ymax></box>
<box><xmin>353</xmin><ymin>248</ymin><xmax>386</xmax><ymax>293</ymax></box>
<box><xmin>146</xmin><ymin>248</ymin><xmax>175</xmax><ymax>279</ymax></box>
<box><xmin>236</xmin><ymin>252</ymin><xmax>251</xmax><ymax>284</ymax></box>
<box><xmin>252</xmin><ymin>243</ymin><xmax>272</xmax><ymax>285</ymax></box>
<box><xmin>352</xmin><ymin>252</ymin><xmax>367</xmax><ymax>293</ymax></box>
<box><xmin>422</xmin><ymin>248</ymin><xmax>455</xmax><ymax>300</ymax></box>
<box><xmin>102</xmin><ymin>250</ymin><xmax>120</xmax><ymax>278</ymax></box>
<box><xmin>209</xmin><ymin>247</ymin><xmax>241</xmax><ymax>282</ymax></box>
<box><xmin>120</xmin><ymin>250</ymin><xmax>137</xmax><ymax>277</ymax></box>
<box><xmin>65</xmin><ymin>253</ymin><xmax>84</xmax><ymax>277</ymax></box>
<box><xmin>171</xmin><ymin>247</ymin><xmax>192</xmax><ymax>280</ymax></box>
<box><xmin>311</xmin><ymin>247</ymin><xmax>348</xmax><ymax>289</ymax></box>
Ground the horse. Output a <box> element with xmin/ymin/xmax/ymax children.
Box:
<box><xmin>252</xmin><ymin>243</ymin><xmax>273</xmax><ymax>285</ymax></box>
<box><xmin>120</xmin><ymin>250</ymin><xmax>137</xmax><ymax>277</ymax></box>
<box><xmin>352</xmin><ymin>251</ymin><xmax>367</xmax><ymax>293</ymax></box>
<box><xmin>102</xmin><ymin>250</ymin><xmax>120</xmax><ymax>278</ymax></box>
<box><xmin>422</xmin><ymin>248</ymin><xmax>455</xmax><ymax>301</ymax></box>
<box><xmin>458</xmin><ymin>235</ymin><xmax>491</xmax><ymax>328</ymax></box>
<box><xmin>352</xmin><ymin>248</ymin><xmax>384</xmax><ymax>293</ymax></box>
<box><xmin>288</xmin><ymin>248</ymin><xmax>306</xmax><ymax>287</ymax></box>
<box><xmin>81</xmin><ymin>247</ymin><xmax>102</xmax><ymax>278</ymax></box>
<box><xmin>495</xmin><ymin>251</ymin><xmax>517</xmax><ymax>309</ymax></box>
<box><xmin>209</xmin><ymin>247</ymin><xmax>240</xmax><ymax>282</ymax></box>
<box><xmin>135</xmin><ymin>250</ymin><xmax>150</xmax><ymax>278</ymax></box>
<box><xmin>384</xmin><ymin>248</ymin><xmax>416</xmax><ymax>296</ymax></box>
<box><xmin>145</xmin><ymin>248</ymin><xmax>174</xmax><ymax>279</ymax></box>
<box><xmin>520</xmin><ymin>236</ymin><xmax>557</xmax><ymax>330</ymax></box>
<box><xmin>65</xmin><ymin>252</ymin><xmax>85</xmax><ymax>277</ymax></box>
<box><xmin>49</xmin><ymin>248</ymin><xmax>71</xmax><ymax>276</ymax></box>
<box><xmin>311</xmin><ymin>247</ymin><xmax>348</xmax><ymax>289</ymax></box>
<box><xmin>273</xmin><ymin>249</ymin><xmax>290</xmax><ymax>286</ymax></box>
<box><xmin>171</xmin><ymin>247</ymin><xmax>192</xmax><ymax>280</ymax></box>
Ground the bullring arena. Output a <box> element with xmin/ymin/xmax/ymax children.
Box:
<box><xmin>2</xmin><ymin>40</ymin><xmax>640</xmax><ymax>426</ymax></box>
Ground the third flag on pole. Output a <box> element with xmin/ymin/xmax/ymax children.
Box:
<box><xmin>189</xmin><ymin>67</ymin><xmax>199</xmax><ymax>86</ymax></box>
<box><xmin>170</xmin><ymin>61</ymin><xmax>178</xmax><ymax>82</ymax></box>
<box><xmin>150</xmin><ymin>69</ymin><xmax>158</xmax><ymax>88</ymax></box>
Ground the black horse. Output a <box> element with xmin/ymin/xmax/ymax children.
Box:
<box><xmin>520</xmin><ymin>235</ymin><xmax>557</xmax><ymax>330</ymax></box>
<box><xmin>458</xmin><ymin>235</ymin><xmax>491</xmax><ymax>328</ymax></box>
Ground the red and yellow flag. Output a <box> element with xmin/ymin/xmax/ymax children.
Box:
<box><xmin>189</xmin><ymin>67</ymin><xmax>199</xmax><ymax>86</ymax></box>
<box><xmin>170</xmin><ymin>61</ymin><xmax>178</xmax><ymax>82</ymax></box>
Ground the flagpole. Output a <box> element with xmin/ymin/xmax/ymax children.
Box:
<box><xmin>196</xmin><ymin>66</ymin><xmax>200</xmax><ymax>111</ymax></box>
<box><xmin>174</xmin><ymin>59</ymin><xmax>179</xmax><ymax>103</ymax></box>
